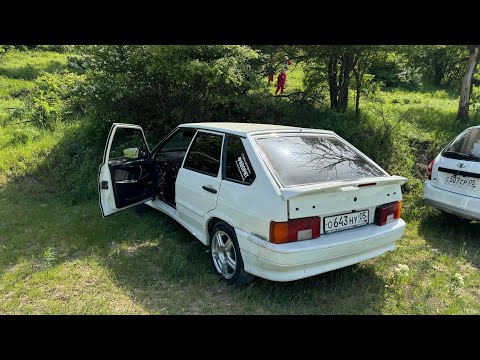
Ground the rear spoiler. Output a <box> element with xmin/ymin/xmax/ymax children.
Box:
<box><xmin>279</xmin><ymin>176</ymin><xmax>408</xmax><ymax>200</ymax></box>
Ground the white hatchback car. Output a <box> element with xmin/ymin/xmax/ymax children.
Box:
<box><xmin>424</xmin><ymin>125</ymin><xmax>480</xmax><ymax>221</ymax></box>
<box><xmin>99</xmin><ymin>122</ymin><xmax>407</xmax><ymax>285</ymax></box>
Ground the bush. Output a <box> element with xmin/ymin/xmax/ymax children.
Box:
<box><xmin>72</xmin><ymin>45</ymin><xmax>266</xmax><ymax>134</ymax></box>
<box><xmin>35</xmin><ymin>45</ymin><xmax>70</xmax><ymax>53</ymax></box>
<box><xmin>11</xmin><ymin>129</ymin><xmax>29</xmax><ymax>145</ymax></box>
<box><xmin>397</xmin><ymin>66</ymin><xmax>423</xmax><ymax>90</ymax></box>
<box><xmin>431</xmin><ymin>90</ymin><xmax>449</xmax><ymax>99</ymax></box>
<box><xmin>27</xmin><ymin>71</ymin><xmax>86</xmax><ymax>127</ymax></box>
<box><xmin>369</xmin><ymin>52</ymin><xmax>406</xmax><ymax>88</ymax></box>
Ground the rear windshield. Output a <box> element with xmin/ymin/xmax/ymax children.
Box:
<box><xmin>255</xmin><ymin>135</ymin><xmax>385</xmax><ymax>187</ymax></box>
<box><xmin>442</xmin><ymin>128</ymin><xmax>480</xmax><ymax>162</ymax></box>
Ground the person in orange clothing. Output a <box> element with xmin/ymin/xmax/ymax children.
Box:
<box><xmin>275</xmin><ymin>69</ymin><xmax>287</xmax><ymax>95</ymax></box>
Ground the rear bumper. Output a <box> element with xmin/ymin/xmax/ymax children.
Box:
<box><xmin>235</xmin><ymin>219</ymin><xmax>405</xmax><ymax>282</ymax></box>
<box><xmin>423</xmin><ymin>180</ymin><xmax>480</xmax><ymax>220</ymax></box>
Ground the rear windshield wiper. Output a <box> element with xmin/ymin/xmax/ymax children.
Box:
<box><xmin>443</xmin><ymin>151</ymin><xmax>480</xmax><ymax>161</ymax></box>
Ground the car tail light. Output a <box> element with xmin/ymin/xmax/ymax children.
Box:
<box><xmin>375</xmin><ymin>201</ymin><xmax>402</xmax><ymax>226</ymax></box>
<box><xmin>427</xmin><ymin>160</ymin><xmax>434</xmax><ymax>180</ymax></box>
<box><xmin>270</xmin><ymin>217</ymin><xmax>320</xmax><ymax>244</ymax></box>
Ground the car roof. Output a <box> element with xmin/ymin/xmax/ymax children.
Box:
<box><xmin>179</xmin><ymin>122</ymin><xmax>335</xmax><ymax>136</ymax></box>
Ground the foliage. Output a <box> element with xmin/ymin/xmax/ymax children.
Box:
<box><xmin>406</xmin><ymin>45</ymin><xmax>467</xmax><ymax>87</ymax></box>
<box><xmin>299</xmin><ymin>46</ymin><xmax>405</xmax><ymax>113</ymax></box>
<box><xmin>368</xmin><ymin>51</ymin><xmax>407</xmax><ymax>88</ymax></box>
<box><xmin>27</xmin><ymin>71</ymin><xmax>86</xmax><ymax>127</ymax></box>
<box><xmin>72</xmin><ymin>45</ymin><xmax>266</xmax><ymax>134</ymax></box>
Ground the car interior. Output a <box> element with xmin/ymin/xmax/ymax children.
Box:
<box><xmin>153</xmin><ymin>129</ymin><xmax>196</xmax><ymax>207</ymax></box>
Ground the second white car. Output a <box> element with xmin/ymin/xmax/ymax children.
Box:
<box><xmin>424</xmin><ymin>125</ymin><xmax>480</xmax><ymax>221</ymax></box>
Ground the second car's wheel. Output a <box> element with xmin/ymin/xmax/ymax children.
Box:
<box><xmin>443</xmin><ymin>211</ymin><xmax>470</xmax><ymax>224</ymax></box>
<box><xmin>210</xmin><ymin>223</ymin><xmax>254</xmax><ymax>286</ymax></box>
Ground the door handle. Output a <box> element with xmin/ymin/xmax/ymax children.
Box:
<box><xmin>202</xmin><ymin>186</ymin><xmax>217</xmax><ymax>194</ymax></box>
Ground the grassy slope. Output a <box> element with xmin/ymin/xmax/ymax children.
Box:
<box><xmin>0</xmin><ymin>51</ymin><xmax>479</xmax><ymax>314</ymax></box>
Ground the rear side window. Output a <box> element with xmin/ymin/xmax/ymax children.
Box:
<box><xmin>184</xmin><ymin>132</ymin><xmax>223</xmax><ymax>177</ymax></box>
<box><xmin>225</xmin><ymin>136</ymin><xmax>255</xmax><ymax>185</ymax></box>
<box><xmin>442</xmin><ymin>128</ymin><xmax>480</xmax><ymax>162</ymax></box>
<box><xmin>255</xmin><ymin>135</ymin><xmax>385</xmax><ymax>187</ymax></box>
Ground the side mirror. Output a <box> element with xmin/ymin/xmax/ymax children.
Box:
<box><xmin>123</xmin><ymin>147</ymin><xmax>139</xmax><ymax>159</ymax></box>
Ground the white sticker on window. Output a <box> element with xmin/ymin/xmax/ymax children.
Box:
<box><xmin>235</xmin><ymin>153</ymin><xmax>251</xmax><ymax>181</ymax></box>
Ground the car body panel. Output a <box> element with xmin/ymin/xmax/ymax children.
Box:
<box><xmin>424</xmin><ymin>180</ymin><xmax>480</xmax><ymax>220</ymax></box>
<box><xmin>176</xmin><ymin>167</ymin><xmax>223</xmax><ymax>233</ymax></box>
<box><xmin>286</xmin><ymin>181</ymin><xmax>404</xmax><ymax>227</ymax></box>
<box><xmin>236</xmin><ymin>219</ymin><xmax>406</xmax><ymax>282</ymax></box>
<box><xmin>99</xmin><ymin>123</ymin><xmax>153</xmax><ymax>217</ymax></box>
<box><xmin>430</xmin><ymin>154</ymin><xmax>480</xmax><ymax>199</ymax></box>
<box><xmin>175</xmin><ymin>130</ymin><xmax>224</xmax><ymax>234</ymax></box>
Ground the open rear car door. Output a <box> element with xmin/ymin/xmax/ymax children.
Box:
<box><xmin>99</xmin><ymin>123</ymin><xmax>156</xmax><ymax>217</ymax></box>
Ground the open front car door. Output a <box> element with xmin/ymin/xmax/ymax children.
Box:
<box><xmin>99</xmin><ymin>123</ymin><xmax>156</xmax><ymax>217</ymax></box>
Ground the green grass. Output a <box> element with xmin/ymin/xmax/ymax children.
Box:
<box><xmin>1</xmin><ymin>50</ymin><xmax>479</xmax><ymax>314</ymax></box>
<box><xmin>0</xmin><ymin>50</ymin><xmax>69</xmax><ymax>81</ymax></box>
<box><xmin>1</xmin><ymin>182</ymin><xmax>478</xmax><ymax>314</ymax></box>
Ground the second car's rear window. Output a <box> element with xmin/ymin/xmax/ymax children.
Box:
<box><xmin>442</xmin><ymin>128</ymin><xmax>480</xmax><ymax>162</ymax></box>
<box><xmin>255</xmin><ymin>134</ymin><xmax>385</xmax><ymax>187</ymax></box>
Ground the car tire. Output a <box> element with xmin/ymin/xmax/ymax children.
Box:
<box><xmin>210</xmin><ymin>223</ymin><xmax>254</xmax><ymax>286</ymax></box>
<box><xmin>134</xmin><ymin>203</ymin><xmax>151</xmax><ymax>214</ymax></box>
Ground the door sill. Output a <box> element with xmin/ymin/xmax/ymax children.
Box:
<box><xmin>144</xmin><ymin>198</ymin><xmax>207</xmax><ymax>245</ymax></box>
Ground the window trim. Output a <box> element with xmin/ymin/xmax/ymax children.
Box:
<box><xmin>223</xmin><ymin>134</ymin><xmax>256</xmax><ymax>186</ymax></box>
<box><xmin>182</xmin><ymin>130</ymin><xmax>225</xmax><ymax>178</ymax></box>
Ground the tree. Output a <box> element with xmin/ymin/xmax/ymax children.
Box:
<box><xmin>301</xmin><ymin>46</ymin><xmax>360</xmax><ymax>112</ymax></box>
<box><xmin>408</xmin><ymin>46</ymin><xmax>467</xmax><ymax>87</ymax></box>
<box><xmin>457</xmin><ymin>46</ymin><xmax>480</xmax><ymax>122</ymax></box>
<box><xmin>301</xmin><ymin>46</ymin><xmax>388</xmax><ymax>115</ymax></box>
<box><xmin>73</xmin><ymin>45</ymin><xmax>263</xmax><ymax>132</ymax></box>
<box><xmin>353</xmin><ymin>51</ymin><xmax>374</xmax><ymax>119</ymax></box>
<box><xmin>326</xmin><ymin>50</ymin><xmax>357</xmax><ymax>112</ymax></box>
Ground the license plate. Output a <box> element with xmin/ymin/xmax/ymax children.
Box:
<box><xmin>444</xmin><ymin>174</ymin><xmax>477</xmax><ymax>190</ymax></box>
<box><xmin>324</xmin><ymin>210</ymin><xmax>369</xmax><ymax>234</ymax></box>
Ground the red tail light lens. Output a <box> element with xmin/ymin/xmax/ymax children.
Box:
<box><xmin>375</xmin><ymin>201</ymin><xmax>402</xmax><ymax>226</ymax></box>
<box><xmin>270</xmin><ymin>217</ymin><xmax>320</xmax><ymax>244</ymax></box>
<box><xmin>427</xmin><ymin>160</ymin><xmax>434</xmax><ymax>180</ymax></box>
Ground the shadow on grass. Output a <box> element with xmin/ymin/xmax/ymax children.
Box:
<box><xmin>417</xmin><ymin>85</ymin><xmax>460</xmax><ymax>100</ymax></box>
<box><xmin>418</xmin><ymin>211</ymin><xmax>480</xmax><ymax>268</ymax></box>
<box><xmin>92</xmin><ymin>209</ymin><xmax>387</xmax><ymax>315</ymax></box>
<box><xmin>238</xmin><ymin>265</ymin><xmax>386</xmax><ymax>314</ymax></box>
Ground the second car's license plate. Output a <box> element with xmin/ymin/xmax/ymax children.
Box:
<box><xmin>444</xmin><ymin>174</ymin><xmax>477</xmax><ymax>190</ymax></box>
<box><xmin>324</xmin><ymin>210</ymin><xmax>369</xmax><ymax>234</ymax></box>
